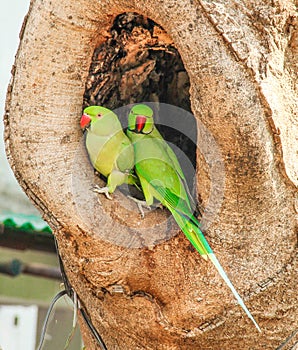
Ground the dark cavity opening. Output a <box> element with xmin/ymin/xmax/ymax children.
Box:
<box><xmin>83</xmin><ymin>13</ymin><xmax>198</xmax><ymax>202</ymax></box>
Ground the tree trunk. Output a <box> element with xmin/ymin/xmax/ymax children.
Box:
<box><xmin>4</xmin><ymin>0</ymin><xmax>298</xmax><ymax>349</ymax></box>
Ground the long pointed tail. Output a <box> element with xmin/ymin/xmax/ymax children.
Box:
<box><xmin>208</xmin><ymin>253</ymin><xmax>261</xmax><ymax>332</ymax></box>
<box><xmin>172</xmin><ymin>211</ymin><xmax>261</xmax><ymax>332</ymax></box>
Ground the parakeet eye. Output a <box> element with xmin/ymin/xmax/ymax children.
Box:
<box><xmin>96</xmin><ymin>113</ymin><xmax>102</xmax><ymax>118</ymax></box>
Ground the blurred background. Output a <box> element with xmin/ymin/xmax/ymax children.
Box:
<box><xmin>0</xmin><ymin>1</ymin><xmax>82</xmax><ymax>348</ymax></box>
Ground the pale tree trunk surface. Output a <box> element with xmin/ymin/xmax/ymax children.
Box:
<box><xmin>4</xmin><ymin>0</ymin><xmax>298</xmax><ymax>349</ymax></box>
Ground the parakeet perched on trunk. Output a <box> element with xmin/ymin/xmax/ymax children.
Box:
<box><xmin>80</xmin><ymin>105</ymin><xmax>137</xmax><ymax>198</ymax></box>
<box><xmin>126</xmin><ymin>104</ymin><xmax>261</xmax><ymax>332</ymax></box>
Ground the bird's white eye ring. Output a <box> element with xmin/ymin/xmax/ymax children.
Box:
<box><xmin>97</xmin><ymin>113</ymin><xmax>102</xmax><ymax>118</ymax></box>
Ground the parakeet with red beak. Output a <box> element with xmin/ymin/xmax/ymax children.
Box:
<box><xmin>126</xmin><ymin>104</ymin><xmax>261</xmax><ymax>332</ymax></box>
<box><xmin>80</xmin><ymin>105</ymin><xmax>137</xmax><ymax>198</ymax></box>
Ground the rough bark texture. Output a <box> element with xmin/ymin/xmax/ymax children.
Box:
<box><xmin>4</xmin><ymin>0</ymin><xmax>298</xmax><ymax>349</ymax></box>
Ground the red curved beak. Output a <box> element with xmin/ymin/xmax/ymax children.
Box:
<box><xmin>136</xmin><ymin>115</ymin><xmax>147</xmax><ymax>132</ymax></box>
<box><xmin>80</xmin><ymin>113</ymin><xmax>91</xmax><ymax>128</ymax></box>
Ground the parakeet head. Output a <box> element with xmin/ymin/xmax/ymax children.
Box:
<box><xmin>80</xmin><ymin>106</ymin><xmax>114</xmax><ymax>129</ymax></box>
<box><xmin>128</xmin><ymin>104</ymin><xmax>154</xmax><ymax>134</ymax></box>
<box><xmin>80</xmin><ymin>105</ymin><xmax>121</xmax><ymax>136</ymax></box>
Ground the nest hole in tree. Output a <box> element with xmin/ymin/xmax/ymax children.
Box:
<box><xmin>83</xmin><ymin>12</ymin><xmax>198</xmax><ymax>203</ymax></box>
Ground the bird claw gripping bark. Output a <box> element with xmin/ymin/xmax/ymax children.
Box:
<box><xmin>128</xmin><ymin>196</ymin><xmax>151</xmax><ymax>218</ymax></box>
<box><xmin>92</xmin><ymin>185</ymin><xmax>112</xmax><ymax>200</ymax></box>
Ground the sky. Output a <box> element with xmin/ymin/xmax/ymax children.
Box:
<box><xmin>0</xmin><ymin>0</ymin><xmax>38</xmax><ymax>214</ymax></box>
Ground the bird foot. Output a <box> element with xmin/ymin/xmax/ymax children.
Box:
<box><xmin>92</xmin><ymin>185</ymin><xmax>112</xmax><ymax>200</ymax></box>
<box><xmin>128</xmin><ymin>196</ymin><xmax>151</xmax><ymax>218</ymax></box>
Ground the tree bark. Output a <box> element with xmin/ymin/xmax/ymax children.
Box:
<box><xmin>4</xmin><ymin>0</ymin><xmax>298</xmax><ymax>349</ymax></box>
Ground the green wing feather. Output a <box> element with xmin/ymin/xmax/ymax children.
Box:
<box><xmin>150</xmin><ymin>128</ymin><xmax>186</xmax><ymax>180</ymax></box>
<box><xmin>151</xmin><ymin>126</ymin><xmax>198</xmax><ymax>211</ymax></box>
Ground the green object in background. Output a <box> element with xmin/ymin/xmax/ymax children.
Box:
<box><xmin>0</xmin><ymin>212</ymin><xmax>54</xmax><ymax>253</ymax></box>
<box><xmin>0</xmin><ymin>212</ymin><xmax>51</xmax><ymax>232</ymax></box>
<box><xmin>0</xmin><ymin>212</ymin><xmax>59</xmax><ymax>307</ymax></box>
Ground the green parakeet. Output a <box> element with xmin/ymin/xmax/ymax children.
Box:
<box><xmin>80</xmin><ymin>105</ymin><xmax>137</xmax><ymax>197</ymax></box>
<box><xmin>126</xmin><ymin>104</ymin><xmax>261</xmax><ymax>332</ymax></box>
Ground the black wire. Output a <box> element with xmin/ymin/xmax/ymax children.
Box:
<box><xmin>53</xmin><ymin>237</ymin><xmax>108</xmax><ymax>349</ymax></box>
<box><xmin>80</xmin><ymin>308</ymin><xmax>108</xmax><ymax>350</ymax></box>
<box><xmin>36</xmin><ymin>290</ymin><xmax>67</xmax><ymax>350</ymax></box>
<box><xmin>36</xmin><ymin>289</ymin><xmax>108</xmax><ymax>350</ymax></box>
